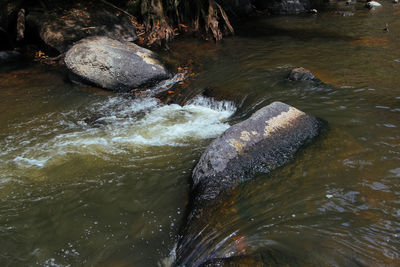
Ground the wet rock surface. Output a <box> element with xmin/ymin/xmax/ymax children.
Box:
<box><xmin>254</xmin><ymin>0</ymin><xmax>311</xmax><ymax>15</ymax></box>
<box><xmin>176</xmin><ymin>101</ymin><xmax>322</xmax><ymax>266</ymax></box>
<box><xmin>288</xmin><ymin>67</ymin><xmax>318</xmax><ymax>81</ymax></box>
<box><xmin>26</xmin><ymin>2</ymin><xmax>137</xmax><ymax>53</ymax></box>
<box><xmin>64</xmin><ymin>36</ymin><xmax>170</xmax><ymax>92</ymax></box>
<box><xmin>191</xmin><ymin>101</ymin><xmax>321</xmax><ymax>204</ymax></box>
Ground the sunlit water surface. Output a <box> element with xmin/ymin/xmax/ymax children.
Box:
<box><xmin>0</xmin><ymin>3</ymin><xmax>399</xmax><ymax>266</ymax></box>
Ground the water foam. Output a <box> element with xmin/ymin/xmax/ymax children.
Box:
<box><xmin>3</xmin><ymin>96</ymin><xmax>236</xmax><ymax>169</ymax></box>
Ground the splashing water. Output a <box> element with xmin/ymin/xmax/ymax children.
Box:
<box><xmin>0</xmin><ymin>95</ymin><xmax>236</xmax><ymax>173</ymax></box>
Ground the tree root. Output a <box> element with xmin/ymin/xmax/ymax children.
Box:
<box><xmin>94</xmin><ymin>0</ymin><xmax>235</xmax><ymax>46</ymax></box>
<box><xmin>139</xmin><ymin>0</ymin><xmax>235</xmax><ymax>45</ymax></box>
<box><xmin>146</xmin><ymin>21</ymin><xmax>177</xmax><ymax>47</ymax></box>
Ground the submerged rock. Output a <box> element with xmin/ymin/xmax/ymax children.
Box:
<box><xmin>199</xmin><ymin>254</ymin><xmax>264</xmax><ymax>267</ymax></box>
<box><xmin>26</xmin><ymin>2</ymin><xmax>137</xmax><ymax>53</ymax></box>
<box><xmin>64</xmin><ymin>36</ymin><xmax>170</xmax><ymax>92</ymax></box>
<box><xmin>336</xmin><ymin>11</ymin><xmax>355</xmax><ymax>17</ymax></box>
<box><xmin>288</xmin><ymin>67</ymin><xmax>317</xmax><ymax>81</ymax></box>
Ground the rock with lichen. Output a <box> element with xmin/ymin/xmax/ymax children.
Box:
<box><xmin>175</xmin><ymin>101</ymin><xmax>322</xmax><ymax>266</ymax></box>
<box><xmin>191</xmin><ymin>101</ymin><xmax>321</xmax><ymax>204</ymax></box>
<box><xmin>64</xmin><ymin>36</ymin><xmax>170</xmax><ymax>91</ymax></box>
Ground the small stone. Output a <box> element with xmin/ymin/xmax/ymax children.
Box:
<box><xmin>288</xmin><ymin>67</ymin><xmax>317</xmax><ymax>81</ymax></box>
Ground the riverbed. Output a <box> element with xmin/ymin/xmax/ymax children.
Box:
<box><xmin>0</xmin><ymin>3</ymin><xmax>399</xmax><ymax>266</ymax></box>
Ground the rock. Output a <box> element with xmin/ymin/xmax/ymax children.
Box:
<box><xmin>279</xmin><ymin>0</ymin><xmax>311</xmax><ymax>14</ymax></box>
<box><xmin>175</xmin><ymin>101</ymin><xmax>321</xmax><ymax>266</ymax></box>
<box><xmin>337</xmin><ymin>11</ymin><xmax>355</xmax><ymax>17</ymax></box>
<box><xmin>0</xmin><ymin>50</ymin><xmax>21</xmax><ymax>63</ymax></box>
<box><xmin>26</xmin><ymin>2</ymin><xmax>137</xmax><ymax>53</ymax></box>
<box><xmin>288</xmin><ymin>67</ymin><xmax>317</xmax><ymax>81</ymax></box>
<box><xmin>276</xmin><ymin>0</ymin><xmax>311</xmax><ymax>15</ymax></box>
<box><xmin>192</xmin><ymin>101</ymin><xmax>321</xmax><ymax>204</ymax></box>
<box><xmin>366</xmin><ymin>1</ymin><xmax>382</xmax><ymax>9</ymax></box>
<box><xmin>64</xmin><ymin>36</ymin><xmax>170</xmax><ymax>92</ymax></box>
<box><xmin>253</xmin><ymin>0</ymin><xmax>310</xmax><ymax>14</ymax></box>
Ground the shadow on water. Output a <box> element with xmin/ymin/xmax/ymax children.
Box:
<box><xmin>235</xmin><ymin>16</ymin><xmax>357</xmax><ymax>43</ymax></box>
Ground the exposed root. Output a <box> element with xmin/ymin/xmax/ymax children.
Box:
<box><xmin>205</xmin><ymin>0</ymin><xmax>235</xmax><ymax>41</ymax></box>
<box><xmin>207</xmin><ymin>0</ymin><xmax>223</xmax><ymax>41</ymax></box>
<box><xmin>16</xmin><ymin>9</ymin><xmax>25</xmax><ymax>41</ymax></box>
<box><xmin>139</xmin><ymin>0</ymin><xmax>235</xmax><ymax>45</ymax></box>
<box><xmin>216</xmin><ymin>2</ymin><xmax>234</xmax><ymax>35</ymax></box>
<box><xmin>146</xmin><ymin>20</ymin><xmax>177</xmax><ymax>47</ymax></box>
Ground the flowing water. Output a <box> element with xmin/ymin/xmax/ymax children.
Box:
<box><xmin>0</xmin><ymin>3</ymin><xmax>399</xmax><ymax>266</ymax></box>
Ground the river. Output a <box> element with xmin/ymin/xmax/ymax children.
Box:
<box><xmin>0</xmin><ymin>3</ymin><xmax>399</xmax><ymax>266</ymax></box>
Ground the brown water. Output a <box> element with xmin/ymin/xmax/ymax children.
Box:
<box><xmin>0</xmin><ymin>3</ymin><xmax>399</xmax><ymax>266</ymax></box>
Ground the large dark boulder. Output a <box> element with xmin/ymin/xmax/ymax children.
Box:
<box><xmin>26</xmin><ymin>2</ymin><xmax>137</xmax><ymax>53</ymax></box>
<box><xmin>192</xmin><ymin>101</ymin><xmax>321</xmax><ymax>204</ymax></box>
<box><xmin>176</xmin><ymin>101</ymin><xmax>321</xmax><ymax>266</ymax></box>
<box><xmin>64</xmin><ymin>36</ymin><xmax>170</xmax><ymax>91</ymax></box>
